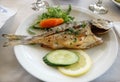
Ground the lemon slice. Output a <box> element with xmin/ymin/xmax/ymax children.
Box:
<box><xmin>58</xmin><ymin>50</ymin><xmax>92</xmax><ymax>77</ymax></box>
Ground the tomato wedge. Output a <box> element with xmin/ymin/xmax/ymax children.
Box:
<box><xmin>39</xmin><ymin>18</ymin><xmax>64</xmax><ymax>28</ymax></box>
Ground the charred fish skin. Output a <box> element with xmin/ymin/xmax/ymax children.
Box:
<box><xmin>40</xmin><ymin>24</ymin><xmax>103</xmax><ymax>49</ymax></box>
<box><xmin>38</xmin><ymin>24</ymin><xmax>103</xmax><ymax>49</ymax></box>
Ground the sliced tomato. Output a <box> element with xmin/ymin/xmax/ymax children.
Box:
<box><xmin>39</xmin><ymin>18</ymin><xmax>64</xmax><ymax>28</ymax></box>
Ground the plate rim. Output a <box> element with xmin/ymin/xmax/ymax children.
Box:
<box><xmin>14</xmin><ymin>5</ymin><xmax>119</xmax><ymax>82</ymax></box>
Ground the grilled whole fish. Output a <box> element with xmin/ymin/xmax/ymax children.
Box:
<box><xmin>2</xmin><ymin>19</ymin><xmax>112</xmax><ymax>49</ymax></box>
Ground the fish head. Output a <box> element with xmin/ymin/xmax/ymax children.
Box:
<box><xmin>90</xmin><ymin>19</ymin><xmax>113</xmax><ymax>35</ymax></box>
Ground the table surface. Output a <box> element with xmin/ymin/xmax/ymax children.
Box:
<box><xmin>0</xmin><ymin>0</ymin><xmax>120</xmax><ymax>82</ymax></box>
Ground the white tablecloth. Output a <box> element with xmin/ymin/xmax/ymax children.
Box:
<box><xmin>0</xmin><ymin>0</ymin><xmax>120</xmax><ymax>82</ymax></box>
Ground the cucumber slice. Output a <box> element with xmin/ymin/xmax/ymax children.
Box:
<box><xmin>43</xmin><ymin>50</ymin><xmax>79</xmax><ymax>66</ymax></box>
<box><xmin>27</xmin><ymin>26</ymin><xmax>45</xmax><ymax>35</ymax></box>
<box><xmin>33</xmin><ymin>24</ymin><xmax>41</xmax><ymax>29</ymax></box>
<box><xmin>27</xmin><ymin>26</ymin><xmax>41</xmax><ymax>35</ymax></box>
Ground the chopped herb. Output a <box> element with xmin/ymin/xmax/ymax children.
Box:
<box><xmin>48</xmin><ymin>28</ymin><xmax>53</xmax><ymax>31</ymax></box>
<box><xmin>55</xmin><ymin>28</ymin><xmax>60</xmax><ymax>33</ymax></box>
<box><xmin>74</xmin><ymin>31</ymin><xmax>79</xmax><ymax>35</ymax></box>
<box><xmin>45</xmin><ymin>28</ymin><xmax>50</xmax><ymax>32</ymax></box>
<box><xmin>65</xmin><ymin>28</ymin><xmax>80</xmax><ymax>36</ymax></box>
<box><xmin>81</xmin><ymin>22</ymin><xmax>87</xmax><ymax>28</ymax></box>
<box><xmin>64</xmin><ymin>32</ymin><xmax>67</xmax><ymax>34</ymax></box>
<box><xmin>73</xmin><ymin>38</ymin><xmax>77</xmax><ymax>42</ymax></box>
<box><xmin>66</xmin><ymin>28</ymin><xmax>74</xmax><ymax>34</ymax></box>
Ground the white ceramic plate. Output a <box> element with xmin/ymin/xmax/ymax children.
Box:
<box><xmin>14</xmin><ymin>6</ymin><xmax>118</xmax><ymax>82</ymax></box>
<box><xmin>113</xmin><ymin>22</ymin><xmax>120</xmax><ymax>37</ymax></box>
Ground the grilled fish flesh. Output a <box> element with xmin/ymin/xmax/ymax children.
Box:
<box><xmin>2</xmin><ymin>19</ymin><xmax>112</xmax><ymax>49</ymax></box>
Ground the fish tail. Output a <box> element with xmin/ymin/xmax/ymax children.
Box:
<box><xmin>2</xmin><ymin>34</ymin><xmax>30</xmax><ymax>47</ymax></box>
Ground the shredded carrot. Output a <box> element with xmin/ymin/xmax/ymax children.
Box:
<box><xmin>39</xmin><ymin>18</ymin><xmax>64</xmax><ymax>28</ymax></box>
